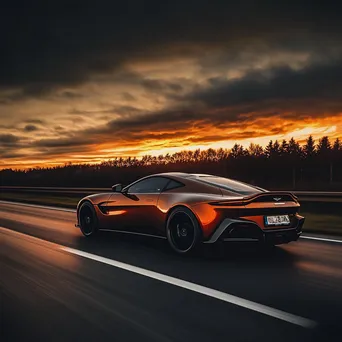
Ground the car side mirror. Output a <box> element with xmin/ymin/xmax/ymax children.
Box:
<box><xmin>112</xmin><ymin>183</ymin><xmax>123</xmax><ymax>192</ymax></box>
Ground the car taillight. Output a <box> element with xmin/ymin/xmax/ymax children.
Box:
<box><xmin>209</xmin><ymin>200</ymin><xmax>244</xmax><ymax>206</ymax></box>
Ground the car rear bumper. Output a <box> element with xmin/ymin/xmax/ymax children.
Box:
<box><xmin>204</xmin><ymin>216</ymin><xmax>304</xmax><ymax>245</ymax></box>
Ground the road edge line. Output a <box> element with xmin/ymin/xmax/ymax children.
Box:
<box><xmin>61</xmin><ymin>246</ymin><xmax>317</xmax><ymax>328</ymax></box>
<box><xmin>1</xmin><ymin>226</ymin><xmax>316</xmax><ymax>329</ymax></box>
<box><xmin>0</xmin><ymin>200</ymin><xmax>76</xmax><ymax>213</ymax></box>
<box><xmin>300</xmin><ymin>235</ymin><xmax>342</xmax><ymax>244</ymax></box>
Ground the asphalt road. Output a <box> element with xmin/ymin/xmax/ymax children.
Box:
<box><xmin>1</xmin><ymin>201</ymin><xmax>342</xmax><ymax>342</ymax></box>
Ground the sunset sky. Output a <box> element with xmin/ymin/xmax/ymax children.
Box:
<box><xmin>1</xmin><ymin>1</ymin><xmax>342</xmax><ymax>169</ymax></box>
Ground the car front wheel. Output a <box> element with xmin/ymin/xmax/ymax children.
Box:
<box><xmin>79</xmin><ymin>201</ymin><xmax>99</xmax><ymax>237</ymax></box>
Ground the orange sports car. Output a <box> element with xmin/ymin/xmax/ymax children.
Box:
<box><xmin>75</xmin><ymin>172</ymin><xmax>304</xmax><ymax>253</ymax></box>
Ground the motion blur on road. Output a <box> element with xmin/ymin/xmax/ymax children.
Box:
<box><xmin>1</xmin><ymin>200</ymin><xmax>342</xmax><ymax>342</ymax></box>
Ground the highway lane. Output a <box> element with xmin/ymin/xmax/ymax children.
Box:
<box><xmin>1</xmin><ymin>201</ymin><xmax>342</xmax><ymax>341</ymax></box>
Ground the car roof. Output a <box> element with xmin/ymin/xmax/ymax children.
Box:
<box><xmin>126</xmin><ymin>172</ymin><xmax>264</xmax><ymax>195</ymax></box>
<box><xmin>153</xmin><ymin>172</ymin><xmax>214</xmax><ymax>179</ymax></box>
<box><xmin>151</xmin><ymin>172</ymin><xmax>191</xmax><ymax>178</ymax></box>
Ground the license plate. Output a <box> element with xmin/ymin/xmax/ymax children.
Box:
<box><xmin>265</xmin><ymin>215</ymin><xmax>290</xmax><ymax>226</ymax></box>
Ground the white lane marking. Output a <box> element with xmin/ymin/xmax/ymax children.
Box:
<box><xmin>0</xmin><ymin>226</ymin><xmax>317</xmax><ymax>328</ymax></box>
<box><xmin>300</xmin><ymin>235</ymin><xmax>342</xmax><ymax>244</ymax></box>
<box><xmin>61</xmin><ymin>248</ymin><xmax>316</xmax><ymax>328</ymax></box>
<box><xmin>0</xmin><ymin>200</ymin><xmax>76</xmax><ymax>213</ymax></box>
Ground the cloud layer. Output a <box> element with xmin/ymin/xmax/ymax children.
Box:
<box><xmin>1</xmin><ymin>0</ymin><xmax>342</xmax><ymax>168</ymax></box>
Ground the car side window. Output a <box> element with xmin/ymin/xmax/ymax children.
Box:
<box><xmin>127</xmin><ymin>177</ymin><xmax>169</xmax><ymax>194</ymax></box>
<box><xmin>163</xmin><ymin>179</ymin><xmax>184</xmax><ymax>191</ymax></box>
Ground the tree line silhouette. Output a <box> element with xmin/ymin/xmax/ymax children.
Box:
<box><xmin>1</xmin><ymin>135</ymin><xmax>342</xmax><ymax>190</ymax></box>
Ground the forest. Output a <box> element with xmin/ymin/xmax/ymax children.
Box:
<box><xmin>1</xmin><ymin>135</ymin><xmax>342</xmax><ymax>190</ymax></box>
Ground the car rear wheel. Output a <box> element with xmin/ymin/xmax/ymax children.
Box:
<box><xmin>166</xmin><ymin>207</ymin><xmax>201</xmax><ymax>254</ymax></box>
<box><xmin>79</xmin><ymin>202</ymin><xmax>99</xmax><ymax>237</ymax></box>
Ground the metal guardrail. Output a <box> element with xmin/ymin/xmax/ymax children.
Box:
<box><xmin>1</xmin><ymin>186</ymin><xmax>341</xmax><ymax>201</ymax></box>
<box><xmin>293</xmin><ymin>191</ymin><xmax>342</xmax><ymax>197</ymax></box>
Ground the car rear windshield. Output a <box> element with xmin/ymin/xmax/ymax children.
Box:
<box><xmin>196</xmin><ymin>176</ymin><xmax>263</xmax><ymax>195</ymax></box>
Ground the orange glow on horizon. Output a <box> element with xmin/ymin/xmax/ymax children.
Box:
<box><xmin>1</xmin><ymin>114</ymin><xmax>341</xmax><ymax>170</ymax></box>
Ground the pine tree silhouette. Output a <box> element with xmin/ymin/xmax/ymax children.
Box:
<box><xmin>1</xmin><ymin>135</ymin><xmax>341</xmax><ymax>190</ymax></box>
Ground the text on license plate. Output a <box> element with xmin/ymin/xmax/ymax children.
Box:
<box><xmin>265</xmin><ymin>215</ymin><xmax>290</xmax><ymax>226</ymax></box>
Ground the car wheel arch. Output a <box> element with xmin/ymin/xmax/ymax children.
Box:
<box><xmin>77</xmin><ymin>198</ymin><xmax>92</xmax><ymax>215</ymax></box>
<box><xmin>165</xmin><ymin>205</ymin><xmax>203</xmax><ymax>236</ymax></box>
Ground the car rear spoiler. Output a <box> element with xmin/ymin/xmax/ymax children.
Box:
<box><xmin>209</xmin><ymin>192</ymin><xmax>298</xmax><ymax>206</ymax></box>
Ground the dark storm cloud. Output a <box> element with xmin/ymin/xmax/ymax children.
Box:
<box><xmin>2</xmin><ymin>0</ymin><xmax>342</xmax><ymax>165</ymax></box>
<box><xmin>15</xmin><ymin>57</ymin><xmax>342</xmax><ymax>157</ymax></box>
<box><xmin>0</xmin><ymin>151</ymin><xmax>28</xmax><ymax>159</ymax></box>
<box><xmin>59</xmin><ymin>91</ymin><xmax>85</xmax><ymax>99</ymax></box>
<box><xmin>105</xmin><ymin>108</ymin><xmax>203</xmax><ymax>131</ymax></box>
<box><xmin>1</xmin><ymin>1</ymin><xmax>342</xmax><ymax>97</ymax></box>
<box><xmin>73</xmin><ymin>58</ymin><xmax>342</xmax><ymax>138</ymax></box>
<box><xmin>0</xmin><ymin>134</ymin><xmax>21</xmax><ymax>145</ymax></box>
<box><xmin>33</xmin><ymin>136</ymin><xmax>92</xmax><ymax>148</ymax></box>
<box><xmin>24</xmin><ymin>124</ymin><xmax>38</xmax><ymax>132</ymax></box>
<box><xmin>99</xmin><ymin>59</ymin><xmax>342</xmax><ymax>131</ymax></box>
<box><xmin>68</xmin><ymin>105</ymin><xmax>143</xmax><ymax>116</ymax></box>
<box><xmin>185</xmin><ymin>61</ymin><xmax>342</xmax><ymax>109</ymax></box>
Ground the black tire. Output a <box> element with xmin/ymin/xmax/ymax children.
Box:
<box><xmin>166</xmin><ymin>207</ymin><xmax>201</xmax><ymax>254</ymax></box>
<box><xmin>78</xmin><ymin>201</ymin><xmax>99</xmax><ymax>237</ymax></box>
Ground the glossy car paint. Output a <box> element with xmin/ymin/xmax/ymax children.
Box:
<box><xmin>76</xmin><ymin>172</ymin><xmax>303</xmax><ymax>243</ymax></box>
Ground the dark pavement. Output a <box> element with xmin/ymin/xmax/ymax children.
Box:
<box><xmin>1</xmin><ymin>201</ymin><xmax>342</xmax><ymax>342</ymax></box>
